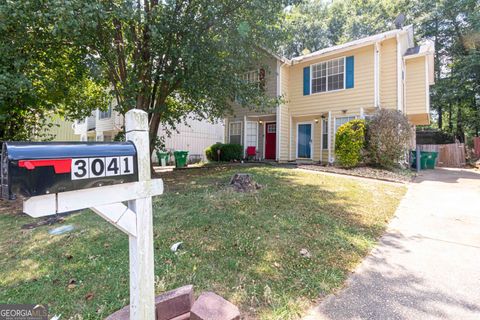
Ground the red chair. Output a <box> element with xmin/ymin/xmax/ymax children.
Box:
<box><xmin>246</xmin><ymin>146</ymin><xmax>256</xmax><ymax>161</ymax></box>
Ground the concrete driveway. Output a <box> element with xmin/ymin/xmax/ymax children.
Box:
<box><xmin>306</xmin><ymin>168</ymin><xmax>480</xmax><ymax>320</ymax></box>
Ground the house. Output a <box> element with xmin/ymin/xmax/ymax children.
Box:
<box><xmin>225</xmin><ymin>25</ymin><xmax>435</xmax><ymax>163</ymax></box>
<box><xmin>72</xmin><ymin>104</ymin><xmax>224</xmax><ymax>161</ymax></box>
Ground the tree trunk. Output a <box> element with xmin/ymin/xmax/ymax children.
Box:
<box><xmin>448</xmin><ymin>103</ymin><xmax>453</xmax><ymax>133</ymax></box>
<box><xmin>438</xmin><ymin>104</ymin><xmax>443</xmax><ymax>130</ymax></box>
<box><xmin>456</xmin><ymin>101</ymin><xmax>464</xmax><ymax>143</ymax></box>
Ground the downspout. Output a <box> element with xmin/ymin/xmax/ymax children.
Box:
<box><xmin>396</xmin><ymin>33</ymin><xmax>403</xmax><ymax>112</ymax></box>
<box><xmin>374</xmin><ymin>42</ymin><xmax>381</xmax><ymax>108</ymax></box>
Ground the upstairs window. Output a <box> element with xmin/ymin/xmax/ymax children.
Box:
<box><xmin>241</xmin><ymin>68</ymin><xmax>265</xmax><ymax>90</ymax></box>
<box><xmin>311</xmin><ymin>57</ymin><xmax>345</xmax><ymax>94</ymax></box>
<box><xmin>99</xmin><ymin>105</ymin><xmax>112</xmax><ymax>119</ymax></box>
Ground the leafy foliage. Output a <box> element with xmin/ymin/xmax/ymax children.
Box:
<box><xmin>45</xmin><ymin>0</ymin><xmax>291</xmax><ymax>154</ymax></box>
<box><xmin>335</xmin><ymin>119</ymin><xmax>366</xmax><ymax>168</ymax></box>
<box><xmin>366</xmin><ymin>109</ymin><xmax>413</xmax><ymax>168</ymax></box>
<box><xmin>205</xmin><ymin>143</ymin><xmax>224</xmax><ymax>162</ymax></box>
<box><xmin>0</xmin><ymin>1</ymin><xmax>109</xmax><ymax>141</ymax></box>
<box><xmin>205</xmin><ymin>143</ymin><xmax>243</xmax><ymax>162</ymax></box>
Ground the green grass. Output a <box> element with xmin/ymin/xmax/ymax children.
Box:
<box><xmin>0</xmin><ymin>166</ymin><xmax>406</xmax><ymax>319</ymax></box>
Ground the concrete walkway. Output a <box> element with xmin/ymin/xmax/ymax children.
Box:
<box><xmin>306</xmin><ymin>168</ymin><xmax>480</xmax><ymax>320</ymax></box>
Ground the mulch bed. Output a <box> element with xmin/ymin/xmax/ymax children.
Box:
<box><xmin>298</xmin><ymin>164</ymin><xmax>416</xmax><ymax>183</ymax></box>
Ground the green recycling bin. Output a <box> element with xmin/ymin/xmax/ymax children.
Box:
<box><xmin>423</xmin><ymin>151</ymin><xmax>438</xmax><ymax>169</ymax></box>
<box><xmin>411</xmin><ymin>150</ymin><xmax>428</xmax><ymax>170</ymax></box>
<box><xmin>173</xmin><ymin>151</ymin><xmax>189</xmax><ymax>168</ymax></box>
<box><xmin>157</xmin><ymin>152</ymin><xmax>169</xmax><ymax>167</ymax></box>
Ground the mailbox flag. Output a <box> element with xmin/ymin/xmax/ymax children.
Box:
<box><xmin>19</xmin><ymin>159</ymin><xmax>72</xmax><ymax>174</ymax></box>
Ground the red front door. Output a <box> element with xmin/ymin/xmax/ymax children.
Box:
<box><xmin>265</xmin><ymin>122</ymin><xmax>276</xmax><ymax>160</ymax></box>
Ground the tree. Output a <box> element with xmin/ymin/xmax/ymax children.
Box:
<box><xmin>48</xmin><ymin>0</ymin><xmax>290</xmax><ymax>156</ymax></box>
<box><xmin>0</xmin><ymin>1</ymin><xmax>108</xmax><ymax>141</ymax></box>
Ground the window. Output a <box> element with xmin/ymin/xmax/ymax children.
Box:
<box><xmin>311</xmin><ymin>57</ymin><xmax>345</xmax><ymax>94</ymax></box>
<box><xmin>322</xmin><ymin>118</ymin><xmax>328</xmax><ymax>149</ymax></box>
<box><xmin>229</xmin><ymin>122</ymin><xmax>242</xmax><ymax>145</ymax></box>
<box><xmin>241</xmin><ymin>68</ymin><xmax>265</xmax><ymax>90</ymax></box>
<box><xmin>246</xmin><ymin>121</ymin><xmax>258</xmax><ymax>148</ymax></box>
<box><xmin>99</xmin><ymin>105</ymin><xmax>112</xmax><ymax>119</ymax></box>
<box><xmin>335</xmin><ymin>116</ymin><xmax>356</xmax><ymax>133</ymax></box>
<box><xmin>267</xmin><ymin>123</ymin><xmax>276</xmax><ymax>133</ymax></box>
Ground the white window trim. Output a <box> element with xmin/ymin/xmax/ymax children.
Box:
<box><xmin>296</xmin><ymin>121</ymin><xmax>314</xmax><ymax>160</ymax></box>
<box><xmin>229</xmin><ymin>121</ymin><xmax>242</xmax><ymax>144</ymax></box>
<box><xmin>310</xmin><ymin>56</ymin><xmax>346</xmax><ymax>95</ymax></box>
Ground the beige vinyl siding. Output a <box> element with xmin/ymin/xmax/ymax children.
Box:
<box><xmin>405</xmin><ymin>56</ymin><xmax>427</xmax><ymax>115</ymax></box>
<box><xmin>379</xmin><ymin>38</ymin><xmax>397</xmax><ymax>109</ymax></box>
<box><xmin>44</xmin><ymin>117</ymin><xmax>79</xmax><ymax>141</ymax></box>
<box><xmin>288</xmin><ymin>45</ymin><xmax>375</xmax><ymax>117</ymax></box>
<box><xmin>279</xmin><ymin>64</ymin><xmax>290</xmax><ymax>161</ymax></box>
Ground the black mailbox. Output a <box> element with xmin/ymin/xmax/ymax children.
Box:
<box><xmin>1</xmin><ymin>142</ymin><xmax>138</xmax><ymax>200</ymax></box>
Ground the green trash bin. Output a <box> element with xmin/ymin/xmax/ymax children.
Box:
<box><xmin>423</xmin><ymin>151</ymin><xmax>438</xmax><ymax>169</ymax></box>
<box><xmin>411</xmin><ymin>150</ymin><xmax>428</xmax><ymax>170</ymax></box>
<box><xmin>173</xmin><ymin>151</ymin><xmax>189</xmax><ymax>168</ymax></box>
<box><xmin>157</xmin><ymin>152</ymin><xmax>169</xmax><ymax>167</ymax></box>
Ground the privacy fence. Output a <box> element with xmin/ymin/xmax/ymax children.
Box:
<box><xmin>417</xmin><ymin>143</ymin><xmax>466</xmax><ymax>168</ymax></box>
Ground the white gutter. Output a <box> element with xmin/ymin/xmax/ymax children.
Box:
<box><xmin>292</xmin><ymin>27</ymin><xmax>410</xmax><ymax>65</ymax></box>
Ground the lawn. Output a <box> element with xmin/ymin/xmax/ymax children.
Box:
<box><xmin>0</xmin><ymin>165</ymin><xmax>406</xmax><ymax>319</ymax></box>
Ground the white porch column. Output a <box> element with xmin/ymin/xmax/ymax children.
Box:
<box><xmin>289</xmin><ymin>116</ymin><xmax>293</xmax><ymax>161</ymax></box>
<box><xmin>328</xmin><ymin>111</ymin><xmax>333</xmax><ymax>163</ymax></box>
<box><xmin>243</xmin><ymin>115</ymin><xmax>247</xmax><ymax>155</ymax></box>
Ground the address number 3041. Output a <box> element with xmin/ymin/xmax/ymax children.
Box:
<box><xmin>71</xmin><ymin>156</ymin><xmax>134</xmax><ymax>180</ymax></box>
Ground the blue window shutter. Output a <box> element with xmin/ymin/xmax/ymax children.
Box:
<box><xmin>346</xmin><ymin>56</ymin><xmax>354</xmax><ymax>89</ymax></box>
<box><xmin>303</xmin><ymin>66</ymin><xmax>310</xmax><ymax>95</ymax></box>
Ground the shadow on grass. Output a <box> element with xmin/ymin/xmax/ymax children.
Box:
<box><xmin>0</xmin><ymin>166</ymin><xmax>405</xmax><ymax>319</ymax></box>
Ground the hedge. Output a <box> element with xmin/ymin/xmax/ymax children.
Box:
<box><xmin>205</xmin><ymin>143</ymin><xmax>243</xmax><ymax>162</ymax></box>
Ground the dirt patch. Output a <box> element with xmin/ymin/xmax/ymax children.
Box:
<box><xmin>229</xmin><ymin>173</ymin><xmax>262</xmax><ymax>192</ymax></box>
<box><xmin>298</xmin><ymin>164</ymin><xmax>416</xmax><ymax>183</ymax></box>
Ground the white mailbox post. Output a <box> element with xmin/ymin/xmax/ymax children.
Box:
<box><xmin>22</xmin><ymin>109</ymin><xmax>159</xmax><ymax>320</ymax></box>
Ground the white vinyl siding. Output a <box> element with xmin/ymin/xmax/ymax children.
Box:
<box><xmin>229</xmin><ymin>122</ymin><xmax>242</xmax><ymax>145</ymax></box>
<box><xmin>311</xmin><ymin>57</ymin><xmax>345</xmax><ymax>94</ymax></box>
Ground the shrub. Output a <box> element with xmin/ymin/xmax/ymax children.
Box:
<box><xmin>335</xmin><ymin>119</ymin><xmax>366</xmax><ymax>167</ymax></box>
<box><xmin>205</xmin><ymin>143</ymin><xmax>223</xmax><ymax>161</ymax></box>
<box><xmin>365</xmin><ymin>109</ymin><xmax>413</xmax><ymax>168</ymax></box>
<box><xmin>205</xmin><ymin>143</ymin><xmax>243</xmax><ymax>162</ymax></box>
<box><xmin>220</xmin><ymin>143</ymin><xmax>243</xmax><ymax>161</ymax></box>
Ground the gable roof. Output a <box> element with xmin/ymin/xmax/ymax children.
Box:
<box><xmin>290</xmin><ymin>25</ymin><xmax>413</xmax><ymax>64</ymax></box>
